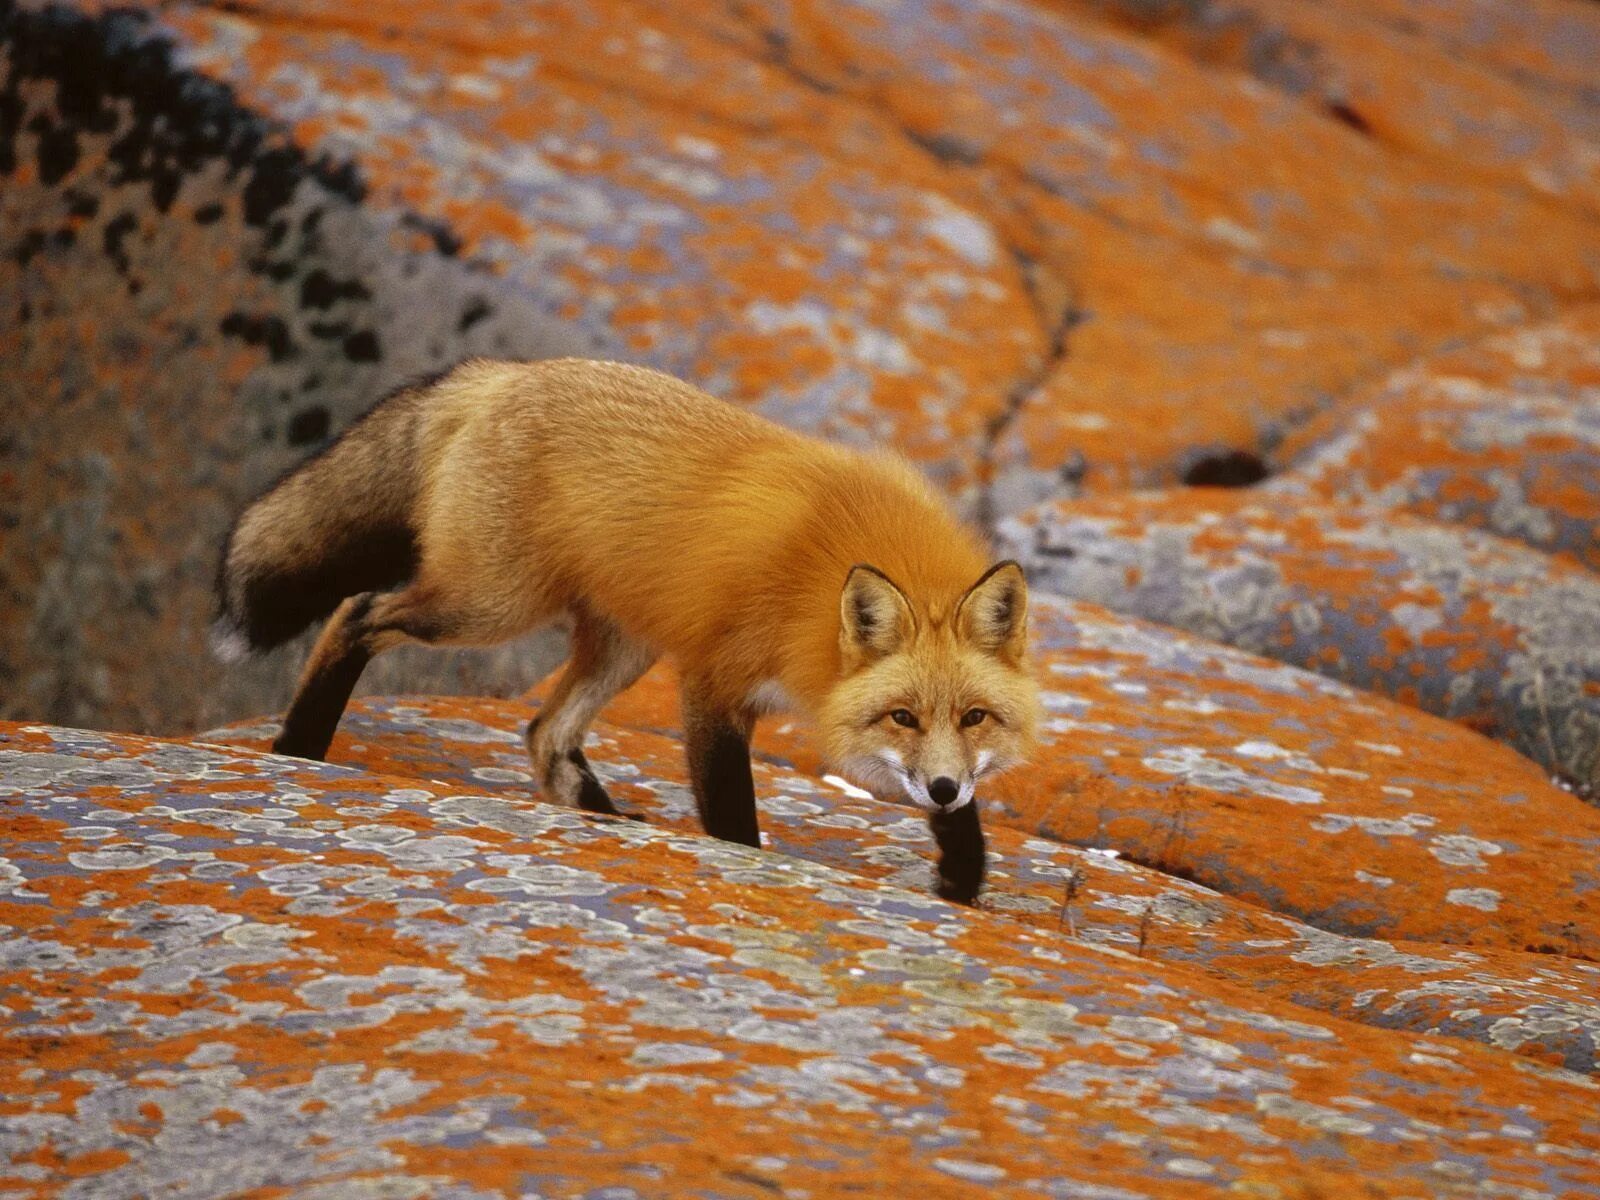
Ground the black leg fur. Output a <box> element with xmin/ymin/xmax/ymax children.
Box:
<box><xmin>567</xmin><ymin>747</ymin><xmax>623</xmax><ymax>816</ymax></box>
<box><xmin>272</xmin><ymin>588</ymin><xmax>459</xmax><ymax>762</ymax></box>
<box><xmin>930</xmin><ymin>800</ymin><xmax>986</xmax><ymax>904</ymax></box>
<box><xmin>523</xmin><ymin>716</ymin><xmax>639</xmax><ymax>820</ymax></box>
<box><xmin>272</xmin><ymin>641</ymin><xmax>370</xmax><ymax>760</ymax></box>
<box><xmin>689</xmin><ymin>723</ymin><xmax>761</xmax><ymax>848</ymax></box>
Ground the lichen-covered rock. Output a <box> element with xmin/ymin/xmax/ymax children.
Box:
<box><xmin>0</xmin><ymin>2</ymin><xmax>585</xmax><ymax>732</ymax></box>
<box><xmin>694</xmin><ymin>0</ymin><xmax>1600</xmax><ymax>502</ymax></box>
<box><xmin>149</xmin><ymin>0</ymin><xmax>1043</xmax><ymax>467</ymax></box>
<box><xmin>7</xmin><ymin>722</ymin><xmax>1600</xmax><ymax>1197</ymax></box>
<box><xmin>10</xmin><ymin>0</ymin><xmax>1600</xmax><ymax>733</ymax></box>
<box><xmin>870</xmin><ymin>0</ymin><xmax>1600</xmax><ymax>503</ymax></box>
<box><xmin>1004</xmin><ymin>598</ymin><xmax>1600</xmax><ymax>957</ymax></box>
<box><xmin>1269</xmin><ymin>306</ymin><xmax>1600</xmax><ymax>570</ymax></box>
<box><xmin>207</xmin><ymin>690</ymin><xmax>1600</xmax><ymax>1075</ymax></box>
<box><xmin>1065</xmin><ymin>0</ymin><xmax>1600</xmax><ymax>212</ymax></box>
<box><xmin>999</xmin><ymin>492</ymin><xmax>1600</xmax><ymax>796</ymax></box>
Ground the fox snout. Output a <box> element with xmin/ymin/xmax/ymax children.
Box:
<box><xmin>899</xmin><ymin>767</ymin><xmax>976</xmax><ymax>812</ymax></box>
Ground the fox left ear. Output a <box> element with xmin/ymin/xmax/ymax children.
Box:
<box><xmin>956</xmin><ymin>560</ymin><xmax>1028</xmax><ymax>664</ymax></box>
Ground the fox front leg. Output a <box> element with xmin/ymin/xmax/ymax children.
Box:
<box><xmin>682</xmin><ymin>681</ymin><xmax>761</xmax><ymax>848</ymax></box>
<box><xmin>524</xmin><ymin>613</ymin><xmax>656</xmax><ymax>817</ymax></box>
<box><xmin>929</xmin><ymin>800</ymin><xmax>986</xmax><ymax>904</ymax></box>
<box><xmin>524</xmin><ymin>715</ymin><xmax>622</xmax><ymax>816</ymax></box>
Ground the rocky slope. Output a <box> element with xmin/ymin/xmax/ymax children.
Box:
<box><xmin>4</xmin><ymin>714</ymin><xmax>1600</xmax><ymax>1198</ymax></box>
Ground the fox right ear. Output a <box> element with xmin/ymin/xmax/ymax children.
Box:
<box><xmin>840</xmin><ymin>565</ymin><xmax>915</xmax><ymax>667</ymax></box>
<box><xmin>956</xmin><ymin>560</ymin><xmax>1028</xmax><ymax>665</ymax></box>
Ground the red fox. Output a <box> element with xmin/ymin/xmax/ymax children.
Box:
<box><xmin>214</xmin><ymin>359</ymin><xmax>1040</xmax><ymax>901</ymax></box>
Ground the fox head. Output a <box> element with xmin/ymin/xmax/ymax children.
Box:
<box><xmin>819</xmin><ymin>560</ymin><xmax>1040</xmax><ymax>813</ymax></box>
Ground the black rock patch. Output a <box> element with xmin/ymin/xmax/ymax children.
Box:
<box><xmin>287</xmin><ymin>406</ymin><xmax>331</xmax><ymax>446</ymax></box>
<box><xmin>1182</xmin><ymin>450</ymin><xmax>1270</xmax><ymax>488</ymax></box>
<box><xmin>342</xmin><ymin>330</ymin><xmax>381</xmax><ymax>362</ymax></box>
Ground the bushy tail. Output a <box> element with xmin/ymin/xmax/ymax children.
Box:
<box><xmin>212</xmin><ymin>387</ymin><xmax>429</xmax><ymax>659</ymax></box>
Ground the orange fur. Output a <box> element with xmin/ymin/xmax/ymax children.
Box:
<box><xmin>410</xmin><ymin>360</ymin><xmax>1032</xmax><ymax>705</ymax></box>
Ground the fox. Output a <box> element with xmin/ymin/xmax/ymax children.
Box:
<box><xmin>213</xmin><ymin>358</ymin><xmax>1040</xmax><ymax>902</ymax></box>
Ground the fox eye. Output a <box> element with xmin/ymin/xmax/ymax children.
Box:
<box><xmin>960</xmin><ymin>708</ymin><xmax>989</xmax><ymax>728</ymax></box>
<box><xmin>889</xmin><ymin>708</ymin><xmax>919</xmax><ymax>729</ymax></box>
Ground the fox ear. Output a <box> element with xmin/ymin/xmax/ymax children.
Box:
<box><xmin>840</xmin><ymin>565</ymin><xmax>915</xmax><ymax>666</ymax></box>
<box><xmin>957</xmin><ymin>561</ymin><xmax>1028</xmax><ymax>663</ymax></box>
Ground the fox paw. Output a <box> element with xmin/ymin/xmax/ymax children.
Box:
<box><xmin>568</xmin><ymin>749</ymin><xmax>622</xmax><ymax>816</ymax></box>
<box><xmin>527</xmin><ymin>718</ymin><xmax>621</xmax><ymax>814</ymax></box>
<box><xmin>271</xmin><ymin>730</ymin><xmax>330</xmax><ymax>762</ymax></box>
<box><xmin>544</xmin><ymin>747</ymin><xmax>625</xmax><ymax>817</ymax></box>
<box><xmin>935</xmin><ymin>864</ymin><xmax>984</xmax><ymax>906</ymax></box>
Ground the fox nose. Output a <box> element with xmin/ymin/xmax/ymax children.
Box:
<box><xmin>928</xmin><ymin>777</ymin><xmax>959</xmax><ymax>807</ymax></box>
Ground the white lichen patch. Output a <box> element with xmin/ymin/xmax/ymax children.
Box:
<box><xmin>1445</xmin><ymin>888</ymin><xmax>1502</xmax><ymax>912</ymax></box>
<box><xmin>1427</xmin><ymin>835</ymin><xmax>1504</xmax><ymax>869</ymax></box>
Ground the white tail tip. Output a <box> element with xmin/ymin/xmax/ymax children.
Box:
<box><xmin>208</xmin><ymin>618</ymin><xmax>251</xmax><ymax>663</ymax></box>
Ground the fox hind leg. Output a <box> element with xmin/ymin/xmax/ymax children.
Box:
<box><xmin>273</xmin><ymin>585</ymin><xmax>464</xmax><ymax>761</ymax></box>
<box><xmin>526</xmin><ymin>613</ymin><xmax>655</xmax><ymax>815</ymax></box>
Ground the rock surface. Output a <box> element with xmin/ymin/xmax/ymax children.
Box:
<box><xmin>1</xmin><ymin>1</ymin><xmax>585</xmax><ymax>733</ymax></box>
<box><xmin>7</xmin><ymin>722</ymin><xmax>1600</xmax><ymax>1198</ymax></box>
<box><xmin>1069</xmin><ymin>0</ymin><xmax>1600</xmax><ymax>210</ymax></box>
<box><xmin>999</xmin><ymin>492</ymin><xmax>1600</xmax><ymax>796</ymax></box>
<box><xmin>1271</xmin><ymin>305</ymin><xmax>1600</xmax><ymax>570</ymax></box>
<box><xmin>592</xmin><ymin>599</ymin><xmax>1600</xmax><ymax>958</ymax></box>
